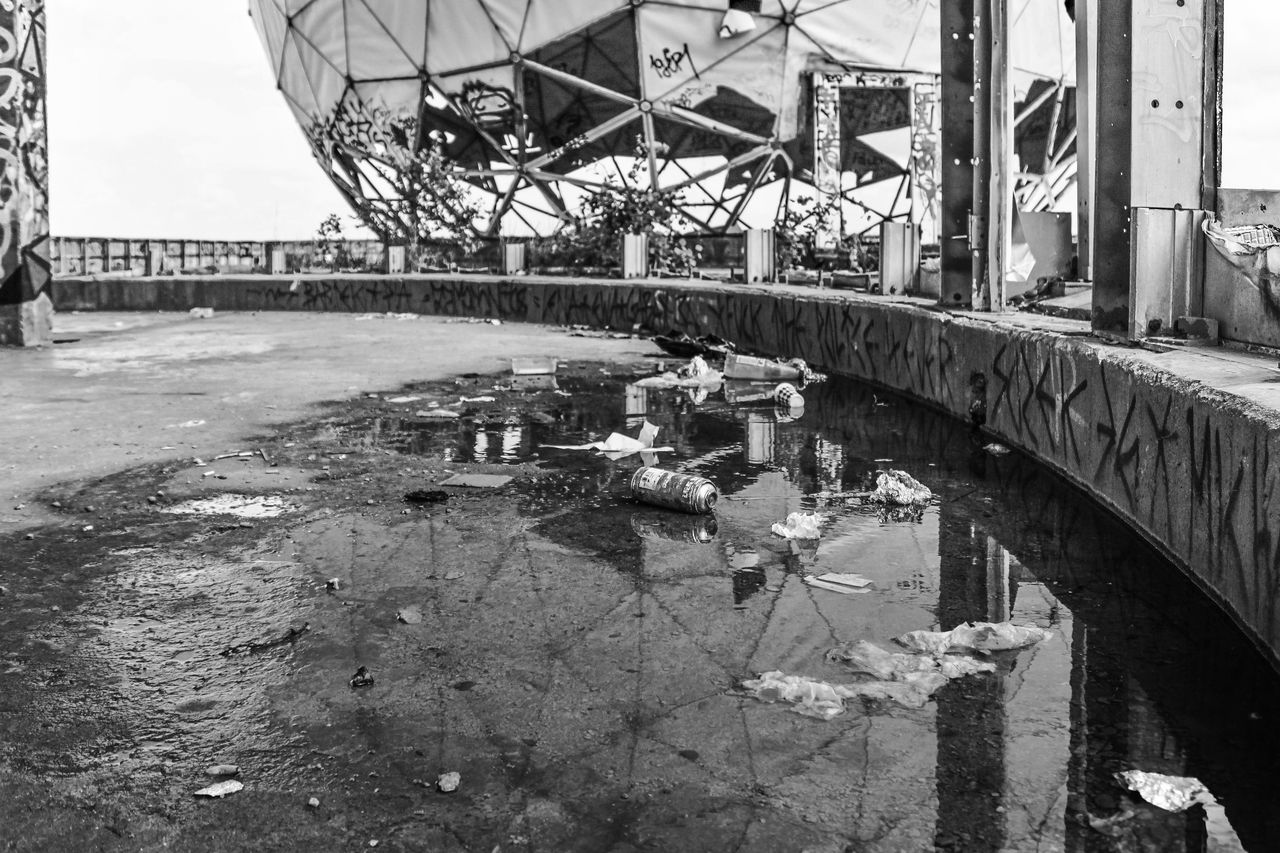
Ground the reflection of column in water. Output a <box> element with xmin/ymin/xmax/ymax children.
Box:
<box><xmin>473</xmin><ymin>428</ymin><xmax>489</xmax><ymax>461</ymax></box>
<box><xmin>814</xmin><ymin>437</ymin><xmax>845</xmax><ymax>493</ymax></box>
<box><xmin>745</xmin><ymin>412</ymin><xmax>776</xmax><ymax>465</ymax></box>
<box><xmin>986</xmin><ymin>538</ymin><xmax>1012</xmax><ymax>623</ymax></box>
<box><xmin>934</xmin><ymin>504</ymin><xmax>1008</xmax><ymax>850</ymax></box>
<box><xmin>625</xmin><ymin>383</ymin><xmax>648</xmax><ymax>418</ymax></box>
<box><xmin>630</xmin><ymin>513</ymin><xmax>718</xmax><ymax>544</ymax></box>
<box><xmin>501</xmin><ymin>425</ymin><xmax>522</xmax><ymax>461</ymax></box>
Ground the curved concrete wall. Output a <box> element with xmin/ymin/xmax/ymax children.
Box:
<box><xmin>54</xmin><ymin>274</ymin><xmax>1280</xmax><ymax>667</ymax></box>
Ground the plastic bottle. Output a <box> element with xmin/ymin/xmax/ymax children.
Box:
<box><xmin>630</xmin><ymin>467</ymin><xmax>719</xmax><ymax>514</ymax></box>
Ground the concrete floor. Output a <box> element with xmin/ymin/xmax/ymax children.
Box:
<box><xmin>0</xmin><ymin>312</ymin><xmax>651</xmax><ymax>533</ymax></box>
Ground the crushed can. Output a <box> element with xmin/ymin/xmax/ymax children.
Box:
<box><xmin>630</xmin><ymin>466</ymin><xmax>719</xmax><ymax>514</ymax></box>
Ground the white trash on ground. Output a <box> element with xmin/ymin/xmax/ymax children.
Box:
<box><xmin>895</xmin><ymin>621</ymin><xmax>1051</xmax><ymax>656</ymax></box>
<box><xmin>803</xmin><ymin>573</ymin><xmax>873</xmax><ymax>594</ymax></box>
<box><xmin>544</xmin><ymin>420</ymin><xmax>673</xmax><ymax>459</ymax></box>
<box><xmin>868</xmin><ymin>470</ymin><xmax>933</xmax><ymax>505</ymax></box>
<box><xmin>1115</xmin><ymin>771</ymin><xmax>1210</xmax><ymax>813</ymax></box>
<box><xmin>437</xmin><ymin>771</ymin><xmax>461</xmax><ymax>793</ymax></box>
<box><xmin>194</xmin><ymin>780</ymin><xmax>244</xmax><ymax>798</ymax></box>
<box><xmin>770</xmin><ymin>511</ymin><xmax>824</xmax><ymax>540</ymax></box>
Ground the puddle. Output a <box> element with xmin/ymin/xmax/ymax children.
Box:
<box><xmin>3</xmin><ymin>357</ymin><xmax>1279</xmax><ymax>851</ymax></box>
<box><xmin>159</xmin><ymin>493</ymin><xmax>294</xmax><ymax>518</ymax></box>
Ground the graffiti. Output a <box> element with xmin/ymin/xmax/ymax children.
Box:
<box><xmin>648</xmin><ymin>43</ymin><xmax>696</xmax><ymax>80</ymax></box>
<box><xmin>0</xmin><ymin>1</ymin><xmax>48</xmax><ymax>308</ymax></box>
<box><xmin>457</xmin><ymin>80</ymin><xmax>517</xmax><ymax>131</ymax></box>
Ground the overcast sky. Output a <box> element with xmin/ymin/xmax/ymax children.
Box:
<box><xmin>47</xmin><ymin>2</ymin><xmax>1279</xmax><ymax>240</ymax></box>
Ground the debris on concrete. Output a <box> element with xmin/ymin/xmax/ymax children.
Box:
<box><xmin>774</xmin><ymin>382</ymin><xmax>804</xmax><ymax>409</ymax></box>
<box><xmin>213</xmin><ymin>451</ymin><xmax>255</xmax><ymax>460</ymax></box>
<box><xmin>630</xmin><ymin>467</ymin><xmax>719</xmax><ymax>514</ymax></box>
<box><xmin>724</xmin><ymin>353</ymin><xmax>802</xmax><ymax>381</ymax></box>
<box><xmin>205</xmin><ymin>764</ymin><xmax>240</xmax><ymax>776</ymax></box>
<box><xmin>984</xmin><ymin>443</ymin><xmax>1011</xmax><ymax>456</ymax></box>
<box><xmin>161</xmin><ymin>494</ymin><xmax>293</xmax><ymax>518</ymax></box>
<box><xmin>414</xmin><ymin>409</ymin><xmax>461</xmax><ymax>419</ymax></box>
<box><xmin>397</xmin><ymin>606</ymin><xmax>423</xmax><ymax>625</ymax></box>
<box><xmin>1114</xmin><ymin>770</ymin><xmax>1211</xmax><ymax>813</ymax></box>
<box><xmin>511</xmin><ymin>356</ymin><xmax>557</xmax><ymax>375</ymax></box>
<box><xmin>544</xmin><ymin>420</ymin><xmax>673</xmax><ymax>459</ymax></box>
<box><xmin>442</xmin><ymin>571</ymin><xmax>464</xmax><ymax>581</ymax></box>
<box><xmin>404</xmin><ymin>489</ymin><xmax>449</xmax><ymax>504</ymax></box>
<box><xmin>681</xmin><ymin>355</ymin><xmax>712</xmax><ymax>378</ymax></box>
<box><xmin>221</xmin><ymin>623</ymin><xmax>310</xmax><ymax>656</ymax></box>
<box><xmin>894</xmin><ymin>621</ymin><xmax>1051</xmax><ymax>656</ymax></box>
<box><xmin>386</xmin><ymin>396</ymin><xmax>421</xmax><ymax>404</ymax></box>
<box><xmin>631</xmin><ymin>366</ymin><xmax>724</xmax><ymax>390</ymax></box>
<box><xmin>740</xmin><ymin>672</ymin><xmax>860</xmax><ymax>719</ymax></box>
<box><xmin>436</xmin><ymin>771</ymin><xmax>461</xmax><ymax>793</ymax></box>
<box><xmin>325</xmin><ymin>578</ymin><xmax>341</xmax><ymax>592</ymax></box>
<box><xmin>771</xmin><ymin>512</ymin><xmax>823</xmax><ymax>540</ymax></box>
<box><xmin>439</xmin><ymin>473</ymin><xmax>513</xmax><ymax>488</ymax></box>
<box><xmin>459</xmin><ymin>395</ymin><xmax>496</xmax><ymax>403</ymax></box>
<box><xmin>803</xmin><ymin>573</ymin><xmax>872</xmax><ymax>594</ymax></box>
<box><xmin>1203</xmin><ymin>218</ymin><xmax>1280</xmax><ymax>288</ymax></box>
<box><xmin>350</xmin><ymin>666</ymin><xmax>375</xmax><ymax>688</ymax></box>
<box><xmin>194</xmin><ymin>780</ymin><xmax>243</xmax><ymax>798</ymax></box>
<box><xmin>868</xmin><ymin>470</ymin><xmax>933</xmax><ymax>506</ymax></box>
<box><xmin>307</xmin><ymin>797</ymin><xmax>320</xmax><ymax>809</ymax></box>
<box><xmin>651</xmin><ymin>330</ymin><xmax>735</xmax><ymax>359</ymax></box>
<box><xmin>189</xmin><ymin>307</ymin><xmax>215</xmax><ymax>320</ymax></box>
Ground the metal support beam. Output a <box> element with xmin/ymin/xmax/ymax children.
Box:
<box><xmin>939</xmin><ymin>0</ymin><xmax>976</xmax><ymax>306</ymax></box>
<box><xmin>970</xmin><ymin>2</ymin><xmax>993</xmax><ymax>309</ymax></box>
<box><xmin>986</xmin><ymin>0</ymin><xmax>1012</xmax><ymax>311</ymax></box>
<box><xmin>0</xmin><ymin>2</ymin><xmax>50</xmax><ymax>346</ymax></box>
<box><xmin>1090</xmin><ymin>0</ymin><xmax>1133</xmax><ymax>335</ymax></box>
<box><xmin>1075</xmin><ymin>0</ymin><xmax>1097</xmax><ymax>280</ymax></box>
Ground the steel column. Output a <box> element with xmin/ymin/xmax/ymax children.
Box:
<box><xmin>939</xmin><ymin>0</ymin><xmax>975</xmax><ymax>306</ymax></box>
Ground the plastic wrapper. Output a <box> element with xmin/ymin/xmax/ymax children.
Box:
<box><xmin>895</xmin><ymin>621</ymin><xmax>1051</xmax><ymax>656</ymax></box>
<box><xmin>868</xmin><ymin>470</ymin><xmax>933</xmax><ymax>506</ymax></box>
<box><xmin>770</xmin><ymin>511</ymin><xmax>824</xmax><ymax>540</ymax></box>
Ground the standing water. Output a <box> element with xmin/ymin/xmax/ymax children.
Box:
<box><xmin>2</xmin><ymin>357</ymin><xmax>1277</xmax><ymax>852</ymax></box>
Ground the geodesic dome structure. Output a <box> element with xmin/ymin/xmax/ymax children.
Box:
<box><xmin>249</xmin><ymin>0</ymin><xmax>1074</xmax><ymax>240</ymax></box>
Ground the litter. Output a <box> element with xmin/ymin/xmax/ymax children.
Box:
<box><xmin>722</xmin><ymin>380</ymin><xmax>779</xmax><ymax>404</ymax></box>
<box><xmin>189</xmin><ymin>307</ymin><xmax>215</xmax><ymax>319</ymax></box>
<box><xmin>414</xmin><ymin>409</ymin><xmax>461</xmax><ymax>419</ymax></box>
<box><xmin>213</xmin><ymin>451</ymin><xmax>255</xmax><ymax>460</ymax></box>
<box><xmin>804</xmin><ymin>573</ymin><xmax>873</xmax><ymax>594</ymax></box>
<box><xmin>325</xmin><ymin>578</ymin><xmax>341</xmax><ymax>591</ymax></box>
<box><xmin>723</xmin><ymin>353</ymin><xmax>801</xmax><ymax>381</ymax></box>
<box><xmin>770</xmin><ymin>512</ymin><xmax>823</xmax><ymax>540</ymax></box>
<box><xmin>895</xmin><ymin>621</ymin><xmax>1051</xmax><ymax>656</ymax></box>
<box><xmin>630</xmin><ymin>467</ymin><xmax>719</xmax><ymax>514</ymax></box>
<box><xmin>439</xmin><ymin>473</ymin><xmax>513</xmax><ymax>488</ymax></box>
<box><xmin>651</xmin><ymin>330</ymin><xmax>735</xmax><ymax>359</ymax></box>
<box><xmin>397</xmin><ymin>606</ymin><xmax>423</xmax><ymax>625</ymax></box>
<box><xmin>868</xmin><ymin>470</ymin><xmax>933</xmax><ymax>506</ymax></box>
<box><xmin>511</xmin><ymin>357</ymin><xmax>557</xmax><ymax>375</ymax></box>
<box><xmin>1203</xmin><ymin>218</ymin><xmax>1280</xmax><ymax>288</ymax></box>
<box><xmin>386</xmin><ymin>396</ymin><xmax>421</xmax><ymax>404</ymax></box>
<box><xmin>206</xmin><ymin>764</ymin><xmax>240</xmax><ymax>776</ymax></box>
<box><xmin>631</xmin><ymin>359</ymin><xmax>724</xmax><ymax>390</ymax></box>
<box><xmin>544</xmin><ymin>421</ymin><xmax>674</xmax><ymax>459</ymax></box>
<box><xmin>437</xmin><ymin>771</ymin><xmax>461</xmax><ymax>793</ymax></box>
<box><xmin>1114</xmin><ymin>771</ymin><xmax>1211</xmax><ymax>812</ymax></box>
<box><xmin>404</xmin><ymin>489</ymin><xmax>448</xmax><ymax>504</ymax></box>
<box><xmin>741</xmin><ymin>672</ymin><xmax>859</xmax><ymax>719</ymax></box>
<box><xmin>681</xmin><ymin>355</ymin><xmax>711</xmax><ymax>378</ymax></box>
<box><xmin>350</xmin><ymin>666</ymin><xmax>375</xmax><ymax>688</ymax></box>
<box><xmin>221</xmin><ymin>623</ymin><xmax>310</xmax><ymax>656</ymax></box>
<box><xmin>774</xmin><ymin>382</ymin><xmax>804</xmax><ymax>409</ymax></box>
<box><xmin>459</xmin><ymin>395</ymin><xmax>496</xmax><ymax>403</ymax></box>
<box><xmin>194</xmin><ymin>780</ymin><xmax>243</xmax><ymax>798</ymax></box>
<box><xmin>984</xmin><ymin>443</ymin><xmax>1011</xmax><ymax>456</ymax></box>
<box><xmin>307</xmin><ymin>797</ymin><xmax>321</xmax><ymax>808</ymax></box>
<box><xmin>442</xmin><ymin>571</ymin><xmax>464</xmax><ymax>581</ymax></box>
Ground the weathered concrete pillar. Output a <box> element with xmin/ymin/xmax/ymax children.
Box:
<box><xmin>1089</xmin><ymin>0</ymin><xmax>1219</xmax><ymax>337</ymax></box>
<box><xmin>0</xmin><ymin>1</ymin><xmax>49</xmax><ymax>347</ymax></box>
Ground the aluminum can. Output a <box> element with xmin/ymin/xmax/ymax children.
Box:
<box><xmin>630</xmin><ymin>466</ymin><xmax>719</xmax><ymax>514</ymax></box>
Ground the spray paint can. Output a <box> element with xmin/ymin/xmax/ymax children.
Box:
<box><xmin>774</xmin><ymin>382</ymin><xmax>804</xmax><ymax>409</ymax></box>
<box><xmin>630</xmin><ymin>467</ymin><xmax>719</xmax><ymax>514</ymax></box>
<box><xmin>630</xmin><ymin>513</ymin><xmax>719</xmax><ymax>543</ymax></box>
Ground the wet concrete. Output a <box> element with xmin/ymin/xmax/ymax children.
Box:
<box><xmin>2</xmin><ymin>338</ymin><xmax>1279</xmax><ymax>851</ymax></box>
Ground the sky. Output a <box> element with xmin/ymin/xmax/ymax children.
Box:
<box><xmin>47</xmin><ymin>2</ymin><xmax>1279</xmax><ymax>241</ymax></box>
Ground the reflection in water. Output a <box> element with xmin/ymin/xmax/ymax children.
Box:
<box><xmin>337</xmin><ymin>366</ymin><xmax>1279</xmax><ymax>850</ymax></box>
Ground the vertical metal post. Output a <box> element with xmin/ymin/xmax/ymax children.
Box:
<box><xmin>1091</xmin><ymin>0</ymin><xmax>1133</xmax><ymax>335</ymax></box>
<box><xmin>971</xmin><ymin>2</ymin><xmax>992</xmax><ymax>309</ymax></box>
<box><xmin>1075</xmin><ymin>0</ymin><xmax>1098</xmax><ymax>281</ymax></box>
<box><xmin>939</xmin><ymin>0</ymin><xmax>976</xmax><ymax>306</ymax></box>
<box><xmin>986</xmin><ymin>0</ymin><xmax>1012</xmax><ymax>311</ymax></box>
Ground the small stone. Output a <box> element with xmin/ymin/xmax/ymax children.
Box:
<box><xmin>85</xmin><ymin>506</ymin><xmax>95</xmax><ymax>513</ymax></box>
<box><xmin>147</xmin><ymin>496</ymin><xmax>158</xmax><ymax>504</ymax></box>
<box><xmin>24</xmin><ymin>533</ymin><xmax>33</xmax><ymax>541</ymax></box>
<box><xmin>0</xmin><ymin>585</ymin><xmax>8</xmax><ymax>597</ymax></box>
<box><xmin>206</xmin><ymin>764</ymin><xmax>239</xmax><ymax>776</ymax></box>
<box><xmin>50</xmin><ymin>501</ymin><xmax>61</xmax><ymax>508</ymax></box>
<box><xmin>397</xmin><ymin>607</ymin><xmax>423</xmax><ymax>625</ymax></box>
<box><xmin>437</xmin><ymin>771</ymin><xmax>460</xmax><ymax>793</ymax></box>
<box><xmin>307</xmin><ymin>797</ymin><xmax>320</xmax><ymax>809</ymax></box>
<box><xmin>82</xmin><ymin>525</ymin><xmax>94</xmax><ymax>532</ymax></box>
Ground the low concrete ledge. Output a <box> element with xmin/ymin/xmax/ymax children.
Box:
<box><xmin>53</xmin><ymin>273</ymin><xmax>1280</xmax><ymax>667</ymax></box>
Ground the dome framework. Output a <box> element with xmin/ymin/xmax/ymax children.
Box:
<box><xmin>249</xmin><ymin>0</ymin><xmax>1073</xmax><ymax>242</ymax></box>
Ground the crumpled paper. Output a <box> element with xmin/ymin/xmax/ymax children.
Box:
<box><xmin>771</xmin><ymin>511</ymin><xmax>824</xmax><ymax>540</ymax></box>
<box><xmin>1114</xmin><ymin>770</ymin><xmax>1211</xmax><ymax>813</ymax></box>
<box><xmin>895</xmin><ymin>621</ymin><xmax>1051</xmax><ymax>656</ymax></box>
<box><xmin>868</xmin><ymin>470</ymin><xmax>933</xmax><ymax>506</ymax></box>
